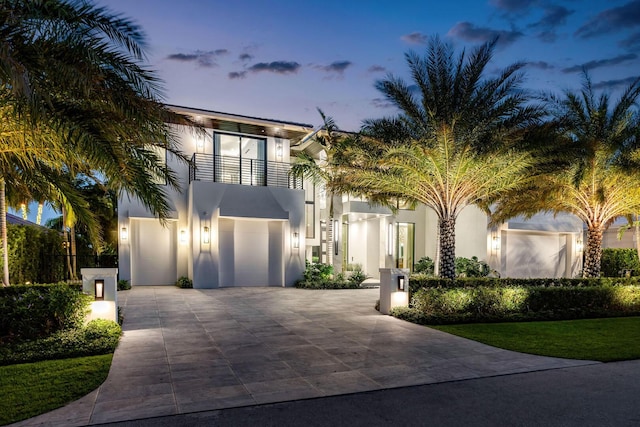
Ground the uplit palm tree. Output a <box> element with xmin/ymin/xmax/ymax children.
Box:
<box><xmin>0</xmin><ymin>0</ymin><xmax>194</xmax><ymax>285</ymax></box>
<box><xmin>333</xmin><ymin>37</ymin><xmax>541</xmax><ymax>279</ymax></box>
<box><xmin>492</xmin><ymin>75</ymin><xmax>640</xmax><ymax>277</ymax></box>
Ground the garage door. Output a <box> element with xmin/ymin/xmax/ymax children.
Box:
<box><xmin>503</xmin><ymin>232</ymin><xmax>568</xmax><ymax>278</ymax></box>
<box><xmin>131</xmin><ymin>219</ymin><xmax>177</xmax><ymax>285</ymax></box>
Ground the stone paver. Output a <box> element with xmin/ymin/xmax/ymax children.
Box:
<box><xmin>12</xmin><ymin>286</ymin><xmax>598</xmax><ymax>426</ymax></box>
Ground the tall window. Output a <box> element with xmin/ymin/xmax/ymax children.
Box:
<box><xmin>214</xmin><ymin>133</ymin><xmax>266</xmax><ymax>185</ymax></box>
<box><xmin>305</xmin><ymin>183</ymin><xmax>315</xmax><ymax>239</ymax></box>
<box><xmin>396</xmin><ymin>222</ymin><xmax>415</xmax><ymax>271</ymax></box>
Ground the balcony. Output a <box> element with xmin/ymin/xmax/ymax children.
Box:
<box><xmin>189</xmin><ymin>153</ymin><xmax>303</xmax><ymax>189</ymax></box>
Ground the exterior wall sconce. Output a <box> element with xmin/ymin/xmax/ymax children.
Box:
<box><xmin>397</xmin><ymin>276</ymin><xmax>405</xmax><ymax>291</ymax></box>
<box><xmin>202</xmin><ymin>226</ymin><xmax>210</xmax><ymax>244</ymax></box>
<box><xmin>333</xmin><ymin>219</ymin><xmax>339</xmax><ymax>256</ymax></box>
<box><xmin>387</xmin><ymin>222</ymin><xmax>394</xmax><ymax>256</ymax></box>
<box><xmin>491</xmin><ymin>235</ymin><xmax>500</xmax><ymax>252</ymax></box>
<box><xmin>95</xmin><ymin>279</ymin><xmax>104</xmax><ymax>300</ymax></box>
<box><xmin>576</xmin><ymin>237</ymin><xmax>583</xmax><ymax>253</ymax></box>
<box><xmin>276</xmin><ymin>141</ymin><xmax>283</xmax><ymax>161</ymax></box>
<box><xmin>180</xmin><ymin>230</ymin><xmax>187</xmax><ymax>245</ymax></box>
<box><xmin>120</xmin><ymin>227</ymin><xmax>128</xmax><ymax>241</ymax></box>
<box><xmin>292</xmin><ymin>231</ymin><xmax>299</xmax><ymax>249</ymax></box>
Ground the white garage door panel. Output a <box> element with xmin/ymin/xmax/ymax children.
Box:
<box><xmin>504</xmin><ymin>233</ymin><xmax>567</xmax><ymax>278</ymax></box>
<box><xmin>131</xmin><ymin>220</ymin><xmax>177</xmax><ymax>285</ymax></box>
<box><xmin>234</xmin><ymin>220</ymin><xmax>269</xmax><ymax>286</ymax></box>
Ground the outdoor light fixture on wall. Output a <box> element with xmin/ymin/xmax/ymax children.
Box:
<box><xmin>202</xmin><ymin>226</ymin><xmax>210</xmax><ymax>244</ymax></box>
<box><xmin>120</xmin><ymin>227</ymin><xmax>128</xmax><ymax>241</ymax></box>
<box><xmin>180</xmin><ymin>230</ymin><xmax>187</xmax><ymax>245</ymax></box>
<box><xmin>491</xmin><ymin>234</ymin><xmax>500</xmax><ymax>253</ymax></box>
<box><xmin>292</xmin><ymin>231</ymin><xmax>300</xmax><ymax>250</ymax></box>
<box><xmin>94</xmin><ymin>279</ymin><xmax>104</xmax><ymax>300</ymax></box>
<box><xmin>397</xmin><ymin>276</ymin><xmax>405</xmax><ymax>291</ymax></box>
<box><xmin>196</xmin><ymin>137</ymin><xmax>205</xmax><ymax>153</ymax></box>
<box><xmin>576</xmin><ymin>237</ymin><xmax>584</xmax><ymax>253</ymax></box>
<box><xmin>276</xmin><ymin>140</ymin><xmax>283</xmax><ymax>161</ymax></box>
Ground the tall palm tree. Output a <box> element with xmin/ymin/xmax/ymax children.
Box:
<box><xmin>492</xmin><ymin>75</ymin><xmax>640</xmax><ymax>277</ymax></box>
<box><xmin>0</xmin><ymin>0</ymin><xmax>195</xmax><ymax>285</ymax></box>
<box><xmin>333</xmin><ymin>36</ymin><xmax>541</xmax><ymax>279</ymax></box>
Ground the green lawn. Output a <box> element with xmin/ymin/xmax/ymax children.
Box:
<box><xmin>0</xmin><ymin>354</ymin><xmax>112</xmax><ymax>426</ymax></box>
<box><xmin>432</xmin><ymin>316</ymin><xmax>640</xmax><ymax>362</ymax></box>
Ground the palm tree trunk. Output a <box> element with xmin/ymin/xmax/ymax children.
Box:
<box><xmin>439</xmin><ymin>216</ymin><xmax>456</xmax><ymax>280</ymax></box>
<box><xmin>1</xmin><ymin>178</ymin><xmax>9</xmax><ymax>286</ymax></box>
<box><xmin>583</xmin><ymin>226</ymin><xmax>604</xmax><ymax>277</ymax></box>
<box><xmin>70</xmin><ymin>225</ymin><xmax>77</xmax><ymax>280</ymax></box>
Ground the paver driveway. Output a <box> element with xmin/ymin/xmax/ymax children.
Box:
<box><xmin>15</xmin><ymin>286</ymin><xmax>596</xmax><ymax>426</ymax></box>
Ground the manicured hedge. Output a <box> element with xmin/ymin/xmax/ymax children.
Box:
<box><xmin>6</xmin><ymin>224</ymin><xmax>66</xmax><ymax>284</ymax></box>
<box><xmin>392</xmin><ymin>284</ymin><xmax>640</xmax><ymax>325</ymax></box>
<box><xmin>0</xmin><ymin>283</ymin><xmax>90</xmax><ymax>342</ymax></box>
<box><xmin>601</xmin><ymin>248</ymin><xmax>640</xmax><ymax>277</ymax></box>
<box><xmin>408</xmin><ymin>275</ymin><xmax>640</xmax><ymax>294</ymax></box>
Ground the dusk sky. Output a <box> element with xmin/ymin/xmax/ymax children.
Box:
<box><xmin>100</xmin><ymin>0</ymin><xmax>640</xmax><ymax>131</ymax></box>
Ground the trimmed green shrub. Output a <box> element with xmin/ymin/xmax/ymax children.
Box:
<box><xmin>117</xmin><ymin>279</ymin><xmax>131</xmax><ymax>290</ymax></box>
<box><xmin>601</xmin><ymin>248</ymin><xmax>640</xmax><ymax>277</ymax></box>
<box><xmin>456</xmin><ymin>256</ymin><xmax>491</xmax><ymax>277</ymax></box>
<box><xmin>296</xmin><ymin>280</ymin><xmax>361</xmax><ymax>289</ymax></box>
<box><xmin>0</xmin><ymin>319</ymin><xmax>122</xmax><ymax>366</ymax></box>
<box><xmin>400</xmin><ymin>284</ymin><xmax>640</xmax><ymax>324</ymax></box>
<box><xmin>0</xmin><ymin>284</ymin><xmax>90</xmax><ymax>342</ymax></box>
<box><xmin>407</xmin><ymin>276</ymin><xmax>640</xmax><ymax>290</ymax></box>
<box><xmin>175</xmin><ymin>276</ymin><xmax>193</xmax><ymax>288</ymax></box>
<box><xmin>302</xmin><ymin>260</ymin><xmax>334</xmax><ymax>282</ymax></box>
<box><xmin>6</xmin><ymin>224</ymin><xmax>65</xmax><ymax>284</ymax></box>
<box><xmin>414</xmin><ymin>257</ymin><xmax>435</xmax><ymax>275</ymax></box>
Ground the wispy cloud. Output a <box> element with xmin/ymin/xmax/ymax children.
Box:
<box><xmin>447</xmin><ymin>22</ymin><xmax>523</xmax><ymax>48</ymax></box>
<box><xmin>593</xmin><ymin>75</ymin><xmax>640</xmax><ymax>90</ymax></box>
<box><xmin>248</xmin><ymin>61</ymin><xmax>301</xmax><ymax>74</ymax></box>
<box><xmin>166</xmin><ymin>49</ymin><xmax>229</xmax><ymax>67</ymax></box>
<box><xmin>228</xmin><ymin>60</ymin><xmax>301</xmax><ymax>79</ymax></box>
<box><xmin>239</xmin><ymin>53</ymin><xmax>253</xmax><ymax>62</ymax></box>
<box><xmin>575</xmin><ymin>0</ymin><xmax>640</xmax><ymax>39</ymax></box>
<box><xmin>619</xmin><ymin>31</ymin><xmax>640</xmax><ymax>49</ymax></box>
<box><xmin>526</xmin><ymin>61</ymin><xmax>554</xmax><ymax>70</ymax></box>
<box><xmin>371</xmin><ymin>98</ymin><xmax>394</xmax><ymax>109</ymax></box>
<box><xmin>561</xmin><ymin>53</ymin><xmax>638</xmax><ymax>73</ymax></box>
<box><xmin>315</xmin><ymin>61</ymin><xmax>353</xmax><ymax>75</ymax></box>
<box><xmin>401</xmin><ymin>32</ymin><xmax>428</xmax><ymax>45</ymax></box>
<box><xmin>368</xmin><ymin>65</ymin><xmax>387</xmax><ymax>73</ymax></box>
<box><xmin>527</xmin><ymin>5</ymin><xmax>573</xmax><ymax>42</ymax></box>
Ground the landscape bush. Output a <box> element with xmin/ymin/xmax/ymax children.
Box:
<box><xmin>601</xmin><ymin>248</ymin><xmax>640</xmax><ymax>277</ymax></box>
<box><xmin>392</xmin><ymin>284</ymin><xmax>640</xmax><ymax>324</ymax></box>
<box><xmin>0</xmin><ymin>283</ymin><xmax>90</xmax><ymax>342</ymax></box>
<box><xmin>7</xmin><ymin>224</ymin><xmax>65</xmax><ymax>284</ymax></box>
<box><xmin>0</xmin><ymin>319</ymin><xmax>122</xmax><ymax>366</ymax></box>
<box><xmin>117</xmin><ymin>279</ymin><xmax>131</xmax><ymax>290</ymax></box>
<box><xmin>175</xmin><ymin>276</ymin><xmax>193</xmax><ymax>288</ymax></box>
<box><xmin>296</xmin><ymin>261</ymin><xmax>363</xmax><ymax>289</ymax></box>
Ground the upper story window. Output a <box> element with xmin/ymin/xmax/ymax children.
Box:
<box><xmin>214</xmin><ymin>132</ymin><xmax>266</xmax><ymax>185</ymax></box>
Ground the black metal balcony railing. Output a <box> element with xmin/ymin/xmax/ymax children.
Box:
<box><xmin>189</xmin><ymin>153</ymin><xmax>303</xmax><ymax>189</ymax></box>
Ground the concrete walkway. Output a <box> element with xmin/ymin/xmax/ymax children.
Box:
<box><xmin>14</xmin><ymin>287</ymin><xmax>597</xmax><ymax>426</ymax></box>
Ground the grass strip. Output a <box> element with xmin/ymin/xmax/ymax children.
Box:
<box><xmin>0</xmin><ymin>354</ymin><xmax>112</xmax><ymax>426</ymax></box>
<box><xmin>432</xmin><ymin>316</ymin><xmax>640</xmax><ymax>362</ymax></box>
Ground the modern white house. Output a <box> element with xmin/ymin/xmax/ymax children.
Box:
<box><xmin>118</xmin><ymin>106</ymin><xmax>586</xmax><ymax>288</ymax></box>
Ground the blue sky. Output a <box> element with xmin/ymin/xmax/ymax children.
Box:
<box><xmin>99</xmin><ymin>0</ymin><xmax>640</xmax><ymax>130</ymax></box>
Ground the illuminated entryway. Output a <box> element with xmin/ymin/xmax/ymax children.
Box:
<box><xmin>396</xmin><ymin>222</ymin><xmax>415</xmax><ymax>271</ymax></box>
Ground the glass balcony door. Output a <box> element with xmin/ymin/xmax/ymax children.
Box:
<box><xmin>214</xmin><ymin>133</ymin><xmax>266</xmax><ymax>185</ymax></box>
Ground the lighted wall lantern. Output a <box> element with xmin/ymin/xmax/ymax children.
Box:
<box><xmin>333</xmin><ymin>219</ymin><xmax>339</xmax><ymax>256</ymax></box>
<box><xmin>576</xmin><ymin>237</ymin><xmax>584</xmax><ymax>253</ymax></box>
<box><xmin>387</xmin><ymin>222</ymin><xmax>394</xmax><ymax>256</ymax></box>
<box><xmin>292</xmin><ymin>231</ymin><xmax>300</xmax><ymax>249</ymax></box>
<box><xmin>491</xmin><ymin>235</ymin><xmax>500</xmax><ymax>252</ymax></box>
<box><xmin>120</xmin><ymin>227</ymin><xmax>128</xmax><ymax>241</ymax></box>
<box><xmin>397</xmin><ymin>276</ymin><xmax>405</xmax><ymax>291</ymax></box>
<box><xmin>276</xmin><ymin>141</ymin><xmax>283</xmax><ymax>161</ymax></box>
<box><xmin>94</xmin><ymin>279</ymin><xmax>104</xmax><ymax>300</ymax></box>
<box><xmin>196</xmin><ymin>137</ymin><xmax>205</xmax><ymax>153</ymax></box>
<box><xmin>180</xmin><ymin>230</ymin><xmax>187</xmax><ymax>245</ymax></box>
<box><xmin>202</xmin><ymin>226</ymin><xmax>210</xmax><ymax>244</ymax></box>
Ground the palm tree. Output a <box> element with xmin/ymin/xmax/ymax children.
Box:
<box><xmin>0</xmin><ymin>0</ymin><xmax>195</xmax><ymax>285</ymax></box>
<box><xmin>332</xmin><ymin>36</ymin><xmax>541</xmax><ymax>279</ymax></box>
<box><xmin>492</xmin><ymin>75</ymin><xmax>640</xmax><ymax>277</ymax></box>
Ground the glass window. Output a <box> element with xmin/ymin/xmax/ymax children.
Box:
<box><xmin>396</xmin><ymin>222</ymin><xmax>415</xmax><ymax>271</ymax></box>
<box><xmin>214</xmin><ymin>133</ymin><xmax>266</xmax><ymax>185</ymax></box>
<box><xmin>305</xmin><ymin>203</ymin><xmax>315</xmax><ymax>239</ymax></box>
